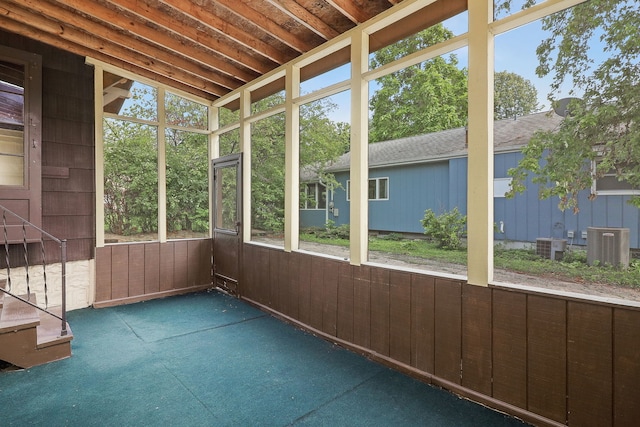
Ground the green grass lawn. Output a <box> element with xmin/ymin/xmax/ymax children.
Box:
<box><xmin>300</xmin><ymin>232</ymin><xmax>640</xmax><ymax>289</ymax></box>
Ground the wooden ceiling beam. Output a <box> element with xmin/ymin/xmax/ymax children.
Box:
<box><xmin>106</xmin><ymin>0</ymin><xmax>276</xmax><ymax>75</ymax></box>
<box><xmin>215</xmin><ymin>0</ymin><xmax>317</xmax><ymax>53</ymax></box>
<box><xmin>12</xmin><ymin>0</ymin><xmax>244</xmax><ymax>91</ymax></box>
<box><xmin>266</xmin><ymin>0</ymin><xmax>340</xmax><ymax>40</ymax></box>
<box><xmin>0</xmin><ymin>14</ymin><xmax>214</xmax><ymax>101</ymax></box>
<box><xmin>51</xmin><ymin>0</ymin><xmax>257</xmax><ymax>85</ymax></box>
<box><xmin>325</xmin><ymin>0</ymin><xmax>372</xmax><ymax>24</ymax></box>
<box><xmin>0</xmin><ymin>2</ymin><xmax>228</xmax><ymax>96</ymax></box>
<box><xmin>158</xmin><ymin>0</ymin><xmax>296</xmax><ymax>65</ymax></box>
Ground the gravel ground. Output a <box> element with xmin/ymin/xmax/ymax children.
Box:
<box><xmin>253</xmin><ymin>237</ymin><xmax>640</xmax><ymax>304</ymax></box>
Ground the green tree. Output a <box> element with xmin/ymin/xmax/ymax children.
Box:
<box><xmin>494</xmin><ymin>71</ymin><xmax>539</xmax><ymax>120</ymax></box>
<box><xmin>369</xmin><ymin>25</ymin><xmax>468</xmax><ymax>143</ymax></box>
<box><xmin>368</xmin><ymin>26</ymin><xmax>538</xmax><ymax>143</ymax></box>
<box><xmin>104</xmin><ymin>119</ymin><xmax>158</xmax><ymax>235</ymax></box>
<box><xmin>222</xmin><ymin>95</ymin><xmax>349</xmax><ymax>233</ymax></box>
<box><xmin>506</xmin><ymin>0</ymin><xmax>640</xmax><ymax>212</ymax></box>
<box><xmin>104</xmin><ymin>88</ymin><xmax>210</xmax><ymax>237</ymax></box>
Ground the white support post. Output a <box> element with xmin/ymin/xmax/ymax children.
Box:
<box><xmin>239</xmin><ymin>90</ymin><xmax>252</xmax><ymax>243</ymax></box>
<box><xmin>467</xmin><ymin>0</ymin><xmax>494</xmax><ymax>286</ymax></box>
<box><xmin>93</xmin><ymin>64</ymin><xmax>105</xmax><ymax>248</ymax></box>
<box><xmin>209</xmin><ymin>106</ymin><xmax>219</xmax><ymax>238</ymax></box>
<box><xmin>157</xmin><ymin>87</ymin><xmax>167</xmax><ymax>243</ymax></box>
<box><xmin>284</xmin><ymin>64</ymin><xmax>301</xmax><ymax>252</ymax></box>
<box><xmin>349</xmin><ymin>31</ymin><xmax>369</xmax><ymax>266</ymax></box>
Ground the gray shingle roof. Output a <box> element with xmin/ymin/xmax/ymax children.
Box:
<box><xmin>324</xmin><ymin>111</ymin><xmax>562</xmax><ymax>172</ymax></box>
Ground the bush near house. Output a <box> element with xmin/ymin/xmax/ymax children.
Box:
<box><xmin>420</xmin><ymin>208</ymin><xmax>467</xmax><ymax>250</ymax></box>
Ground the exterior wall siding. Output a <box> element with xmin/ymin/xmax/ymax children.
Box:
<box><xmin>302</xmin><ymin>152</ymin><xmax>640</xmax><ymax>248</ymax></box>
<box><xmin>0</xmin><ymin>30</ymin><xmax>95</xmax><ymax>262</ymax></box>
<box><xmin>241</xmin><ymin>243</ymin><xmax>640</xmax><ymax>426</ymax></box>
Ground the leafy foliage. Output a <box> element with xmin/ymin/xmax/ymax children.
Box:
<box><xmin>165</xmin><ymin>129</ymin><xmax>209</xmax><ymax>233</ymax></box>
<box><xmin>506</xmin><ymin>0</ymin><xmax>640</xmax><ymax>212</ymax></box>
<box><xmin>369</xmin><ymin>25</ymin><xmax>468</xmax><ymax>143</ymax></box>
<box><xmin>420</xmin><ymin>207</ymin><xmax>467</xmax><ymax>250</ymax></box>
<box><xmin>104</xmin><ymin>88</ymin><xmax>209</xmax><ymax>236</ymax></box>
<box><xmin>368</xmin><ymin>25</ymin><xmax>542</xmax><ymax>143</ymax></box>
<box><xmin>104</xmin><ymin>120</ymin><xmax>158</xmax><ymax>235</ymax></box>
<box><xmin>221</xmin><ymin>95</ymin><xmax>349</xmax><ymax>234</ymax></box>
<box><xmin>494</xmin><ymin>71</ymin><xmax>539</xmax><ymax>120</ymax></box>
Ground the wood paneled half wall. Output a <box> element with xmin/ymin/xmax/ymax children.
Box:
<box><xmin>94</xmin><ymin>239</ymin><xmax>212</xmax><ymax>307</ymax></box>
<box><xmin>241</xmin><ymin>243</ymin><xmax>640</xmax><ymax>427</ymax></box>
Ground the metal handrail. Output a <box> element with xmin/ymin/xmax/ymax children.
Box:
<box><xmin>0</xmin><ymin>204</ymin><xmax>67</xmax><ymax>336</ymax></box>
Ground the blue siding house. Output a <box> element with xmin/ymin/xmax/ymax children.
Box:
<box><xmin>300</xmin><ymin>112</ymin><xmax>640</xmax><ymax>248</ymax></box>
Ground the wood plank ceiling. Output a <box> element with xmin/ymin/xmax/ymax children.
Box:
<box><xmin>0</xmin><ymin>0</ymin><xmax>466</xmax><ymax>102</ymax></box>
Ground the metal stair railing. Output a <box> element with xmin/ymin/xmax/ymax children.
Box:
<box><xmin>1</xmin><ymin>204</ymin><xmax>67</xmax><ymax>337</ymax></box>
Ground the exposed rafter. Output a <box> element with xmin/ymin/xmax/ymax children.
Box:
<box><xmin>0</xmin><ymin>0</ymin><xmax>465</xmax><ymax>102</ymax></box>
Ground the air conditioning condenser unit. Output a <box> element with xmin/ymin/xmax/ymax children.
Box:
<box><xmin>587</xmin><ymin>227</ymin><xmax>630</xmax><ymax>268</ymax></box>
<box><xmin>536</xmin><ymin>238</ymin><xmax>567</xmax><ymax>261</ymax></box>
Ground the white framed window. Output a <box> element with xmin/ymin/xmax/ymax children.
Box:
<box><xmin>346</xmin><ymin>177</ymin><xmax>389</xmax><ymax>201</ymax></box>
<box><xmin>592</xmin><ymin>161</ymin><xmax>640</xmax><ymax>196</ymax></box>
<box><xmin>493</xmin><ymin>177</ymin><xmax>512</xmax><ymax>198</ymax></box>
<box><xmin>301</xmin><ymin>182</ymin><xmax>326</xmax><ymax>209</ymax></box>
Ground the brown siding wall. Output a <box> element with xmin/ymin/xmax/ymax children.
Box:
<box><xmin>242</xmin><ymin>244</ymin><xmax>640</xmax><ymax>427</ymax></box>
<box><xmin>94</xmin><ymin>239</ymin><xmax>212</xmax><ymax>307</ymax></box>
<box><xmin>0</xmin><ymin>30</ymin><xmax>95</xmax><ymax>262</ymax></box>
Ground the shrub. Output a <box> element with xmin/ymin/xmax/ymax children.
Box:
<box><xmin>420</xmin><ymin>208</ymin><xmax>467</xmax><ymax>250</ymax></box>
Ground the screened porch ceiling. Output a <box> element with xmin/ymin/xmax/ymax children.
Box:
<box><xmin>1</xmin><ymin>0</ymin><xmax>467</xmax><ymax>104</ymax></box>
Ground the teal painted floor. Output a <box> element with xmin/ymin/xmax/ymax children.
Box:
<box><xmin>0</xmin><ymin>291</ymin><xmax>529</xmax><ymax>426</ymax></box>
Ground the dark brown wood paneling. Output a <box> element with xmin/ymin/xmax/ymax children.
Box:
<box><xmin>199</xmin><ymin>239</ymin><xmax>212</xmax><ymax>287</ymax></box>
<box><xmin>321</xmin><ymin>258</ymin><xmax>339</xmax><ymax>337</ymax></box>
<box><xmin>241</xmin><ymin>244</ymin><xmax>255</xmax><ymax>298</ymax></box>
<box><xmin>276</xmin><ymin>250</ymin><xmax>293</xmax><ymax>316</ymax></box>
<box><xmin>254</xmin><ymin>245</ymin><xmax>271</xmax><ymax>303</ymax></box>
<box><xmin>268</xmin><ymin>250</ymin><xmax>282</xmax><ymax>311</ymax></box>
<box><xmin>127</xmin><ymin>244</ymin><xmax>145</xmax><ymax>297</ymax></box>
<box><xmin>110</xmin><ymin>245</ymin><xmax>129</xmax><ymax>300</ymax></box>
<box><xmin>410</xmin><ymin>274</ymin><xmax>435</xmax><ymax>373</ymax></box>
<box><xmin>173</xmin><ymin>241</ymin><xmax>188</xmax><ymax>289</ymax></box>
<box><xmin>336</xmin><ymin>263</ymin><xmax>354</xmax><ymax>342</ymax></box>
<box><xmin>244</xmin><ymin>244</ymin><xmax>260</xmax><ymax>299</ymax></box>
<box><xmin>285</xmin><ymin>251</ymin><xmax>300</xmax><ymax>319</ymax></box>
<box><xmin>42</xmin><ymin>168</ymin><xmax>94</xmax><ymax>193</ymax></box>
<box><xmin>42</xmin><ymin>215</ymin><xmax>94</xmax><ymax>239</ymax></box>
<box><xmin>352</xmin><ymin>265</ymin><xmax>371</xmax><ymax>349</ymax></box>
<box><xmin>389</xmin><ymin>270</ymin><xmax>411</xmax><ymax>365</ymax></box>
<box><xmin>187</xmin><ymin>240</ymin><xmax>201</xmax><ymax>288</ymax></box>
<box><xmin>159</xmin><ymin>242</ymin><xmax>174</xmax><ymax>291</ymax></box>
<box><xmin>370</xmin><ymin>266</ymin><xmax>390</xmax><ymax>356</ymax></box>
<box><xmin>461</xmin><ymin>285</ymin><xmax>492</xmax><ymax>395</ymax></box>
<box><xmin>614</xmin><ymin>308</ymin><xmax>640</xmax><ymax>425</ymax></box>
<box><xmin>434</xmin><ymin>279</ymin><xmax>462</xmax><ymax>384</ymax></box>
<box><xmin>33</xmin><ymin>38</ymin><xmax>94</xmax><ymax>263</ymax></box>
<box><xmin>230</xmin><ymin>245</ymin><xmax>640</xmax><ymax>427</ymax></box>
<box><xmin>144</xmin><ymin>243</ymin><xmax>160</xmax><ymax>294</ymax></box>
<box><xmin>296</xmin><ymin>252</ymin><xmax>312</xmax><ymax>325</ymax></box>
<box><xmin>42</xmin><ymin>192</ymin><xmax>93</xmax><ymax>216</ymax></box>
<box><xmin>567</xmin><ymin>302</ymin><xmax>612</xmax><ymax>427</ymax></box>
<box><xmin>527</xmin><ymin>295</ymin><xmax>567</xmax><ymax>424</ymax></box>
<box><xmin>308</xmin><ymin>256</ymin><xmax>325</xmax><ymax>331</ymax></box>
<box><xmin>280</xmin><ymin>250</ymin><xmax>293</xmax><ymax>316</ymax></box>
<box><xmin>95</xmin><ymin>246</ymin><xmax>112</xmax><ymax>302</ymax></box>
<box><xmin>492</xmin><ymin>289</ymin><xmax>527</xmax><ymax>409</ymax></box>
<box><xmin>213</xmin><ymin>232</ymin><xmax>239</xmax><ymax>285</ymax></box>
